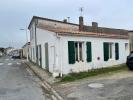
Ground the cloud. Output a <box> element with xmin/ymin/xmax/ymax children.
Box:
<box><xmin>0</xmin><ymin>0</ymin><xmax>133</xmax><ymax>48</ymax></box>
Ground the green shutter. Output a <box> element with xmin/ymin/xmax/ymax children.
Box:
<box><xmin>103</xmin><ymin>42</ymin><xmax>109</xmax><ymax>61</ymax></box>
<box><xmin>68</xmin><ymin>41</ymin><xmax>75</xmax><ymax>64</ymax></box>
<box><xmin>115</xmin><ymin>43</ymin><xmax>119</xmax><ymax>60</ymax></box>
<box><xmin>86</xmin><ymin>42</ymin><xmax>92</xmax><ymax>62</ymax></box>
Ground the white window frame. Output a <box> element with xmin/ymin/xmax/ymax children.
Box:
<box><xmin>75</xmin><ymin>42</ymin><xmax>84</xmax><ymax>62</ymax></box>
<box><xmin>108</xmin><ymin>42</ymin><xmax>115</xmax><ymax>60</ymax></box>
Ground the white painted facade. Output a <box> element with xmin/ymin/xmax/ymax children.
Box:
<box><xmin>60</xmin><ymin>36</ymin><xmax>129</xmax><ymax>74</ymax></box>
<box><xmin>29</xmin><ymin>27</ymin><xmax>129</xmax><ymax>75</ymax></box>
<box><xmin>28</xmin><ymin>17</ymin><xmax>129</xmax><ymax>76</ymax></box>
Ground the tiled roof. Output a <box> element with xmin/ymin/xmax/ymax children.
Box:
<box><xmin>28</xmin><ymin>16</ymin><xmax>129</xmax><ymax>39</ymax></box>
<box><xmin>49</xmin><ymin>29</ymin><xmax>129</xmax><ymax>39</ymax></box>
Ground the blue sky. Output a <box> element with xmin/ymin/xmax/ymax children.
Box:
<box><xmin>0</xmin><ymin>0</ymin><xmax>133</xmax><ymax>48</ymax></box>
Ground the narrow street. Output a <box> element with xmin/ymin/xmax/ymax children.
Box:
<box><xmin>0</xmin><ymin>56</ymin><xmax>50</xmax><ymax>100</ymax></box>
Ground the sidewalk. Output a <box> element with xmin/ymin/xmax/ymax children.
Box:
<box><xmin>25</xmin><ymin>61</ymin><xmax>56</xmax><ymax>83</ymax></box>
<box><xmin>25</xmin><ymin>61</ymin><xmax>64</xmax><ymax>100</ymax></box>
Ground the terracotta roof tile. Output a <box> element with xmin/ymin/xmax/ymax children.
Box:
<box><xmin>49</xmin><ymin>29</ymin><xmax>129</xmax><ymax>39</ymax></box>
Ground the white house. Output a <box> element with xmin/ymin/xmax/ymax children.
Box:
<box><xmin>28</xmin><ymin>16</ymin><xmax>129</xmax><ymax>76</ymax></box>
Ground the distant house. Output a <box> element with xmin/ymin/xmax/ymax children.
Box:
<box><xmin>22</xmin><ymin>42</ymin><xmax>30</xmax><ymax>58</ymax></box>
<box><xmin>0</xmin><ymin>51</ymin><xmax>2</xmax><ymax>56</ymax></box>
<box><xmin>5</xmin><ymin>47</ymin><xmax>15</xmax><ymax>55</ymax></box>
<box><xmin>28</xmin><ymin>16</ymin><xmax>129</xmax><ymax>76</ymax></box>
<box><xmin>0</xmin><ymin>48</ymin><xmax>4</xmax><ymax>56</ymax></box>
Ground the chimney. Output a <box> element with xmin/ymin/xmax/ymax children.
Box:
<box><xmin>79</xmin><ymin>16</ymin><xmax>84</xmax><ymax>31</ymax></box>
<box><xmin>92</xmin><ymin>22</ymin><xmax>98</xmax><ymax>32</ymax></box>
<box><xmin>63</xmin><ymin>19</ymin><xmax>67</xmax><ymax>23</ymax></box>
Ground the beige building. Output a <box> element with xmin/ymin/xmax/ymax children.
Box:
<box><xmin>129</xmin><ymin>31</ymin><xmax>133</xmax><ymax>52</ymax></box>
<box><xmin>22</xmin><ymin>42</ymin><xmax>30</xmax><ymax>58</ymax></box>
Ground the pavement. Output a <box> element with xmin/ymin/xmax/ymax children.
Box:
<box><xmin>25</xmin><ymin>61</ymin><xmax>56</xmax><ymax>84</ymax></box>
<box><xmin>0</xmin><ymin>56</ymin><xmax>51</xmax><ymax>100</ymax></box>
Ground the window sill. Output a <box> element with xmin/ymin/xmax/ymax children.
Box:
<box><xmin>105</xmin><ymin>58</ymin><xmax>119</xmax><ymax>62</ymax></box>
<box><xmin>108</xmin><ymin>58</ymin><xmax>114</xmax><ymax>61</ymax></box>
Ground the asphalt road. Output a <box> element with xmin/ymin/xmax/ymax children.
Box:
<box><xmin>65</xmin><ymin>78</ymin><xmax>133</xmax><ymax>100</ymax></box>
<box><xmin>56</xmin><ymin>69</ymin><xmax>133</xmax><ymax>100</ymax></box>
<box><xmin>0</xmin><ymin>56</ymin><xmax>50</xmax><ymax>100</ymax></box>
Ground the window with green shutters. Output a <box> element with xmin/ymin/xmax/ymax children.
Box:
<box><xmin>68</xmin><ymin>41</ymin><xmax>75</xmax><ymax>64</ymax></box>
<box><xmin>103</xmin><ymin>42</ymin><xmax>109</xmax><ymax>61</ymax></box>
<box><xmin>115</xmin><ymin>43</ymin><xmax>119</xmax><ymax>60</ymax></box>
<box><xmin>103</xmin><ymin>42</ymin><xmax>119</xmax><ymax>61</ymax></box>
<box><xmin>68</xmin><ymin>41</ymin><xmax>84</xmax><ymax>64</ymax></box>
<box><xmin>86</xmin><ymin>42</ymin><xmax>92</xmax><ymax>62</ymax></box>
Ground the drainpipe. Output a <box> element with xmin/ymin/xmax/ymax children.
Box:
<box><xmin>56</xmin><ymin>33</ymin><xmax>63</xmax><ymax>77</ymax></box>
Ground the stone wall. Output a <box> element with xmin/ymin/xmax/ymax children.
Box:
<box><xmin>36</xmin><ymin>17</ymin><xmax>128</xmax><ymax>36</ymax></box>
<box><xmin>37</xmin><ymin>19</ymin><xmax>79</xmax><ymax>31</ymax></box>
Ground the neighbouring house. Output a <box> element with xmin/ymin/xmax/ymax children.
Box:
<box><xmin>22</xmin><ymin>42</ymin><xmax>30</xmax><ymax>58</ymax></box>
<box><xmin>128</xmin><ymin>31</ymin><xmax>133</xmax><ymax>52</ymax></box>
<box><xmin>28</xmin><ymin>16</ymin><xmax>129</xmax><ymax>76</ymax></box>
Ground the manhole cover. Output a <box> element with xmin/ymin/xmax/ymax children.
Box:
<box><xmin>88</xmin><ymin>83</ymin><xmax>104</xmax><ymax>88</ymax></box>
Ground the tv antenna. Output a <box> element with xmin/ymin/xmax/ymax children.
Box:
<box><xmin>79</xmin><ymin>7</ymin><xmax>84</xmax><ymax>16</ymax></box>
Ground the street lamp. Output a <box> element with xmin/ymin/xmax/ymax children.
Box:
<box><xmin>20</xmin><ymin>28</ymin><xmax>29</xmax><ymax>61</ymax></box>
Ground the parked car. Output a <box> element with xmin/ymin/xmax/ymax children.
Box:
<box><xmin>126</xmin><ymin>51</ymin><xmax>133</xmax><ymax>70</ymax></box>
<box><xmin>12</xmin><ymin>50</ymin><xmax>20</xmax><ymax>59</ymax></box>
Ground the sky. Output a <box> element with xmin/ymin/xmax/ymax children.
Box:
<box><xmin>0</xmin><ymin>0</ymin><xmax>133</xmax><ymax>48</ymax></box>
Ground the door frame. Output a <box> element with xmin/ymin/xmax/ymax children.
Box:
<box><xmin>45</xmin><ymin>43</ymin><xmax>49</xmax><ymax>71</ymax></box>
<box><xmin>50</xmin><ymin>46</ymin><xmax>56</xmax><ymax>72</ymax></box>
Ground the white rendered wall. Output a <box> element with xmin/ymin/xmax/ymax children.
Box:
<box><xmin>36</xmin><ymin>28</ymin><xmax>60</xmax><ymax>73</ymax></box>
<box><xmin>29</xmin><ymin>22</ymin><xmax>61</xmax><ymax>74</ymax></box>
<box><xmin>60</xmin><ymin>35</ymin><xmax>129</xmax><ymax>74</ymax></box>
<box><xmin>29</xmin><ymin>22</ymin><xmax>129</xmax><ymax>75</ymax></box>
<box><xmin>29</xmin><ymin>22</ymin><xmax>36</xmax><ymax>62</ymax></box>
